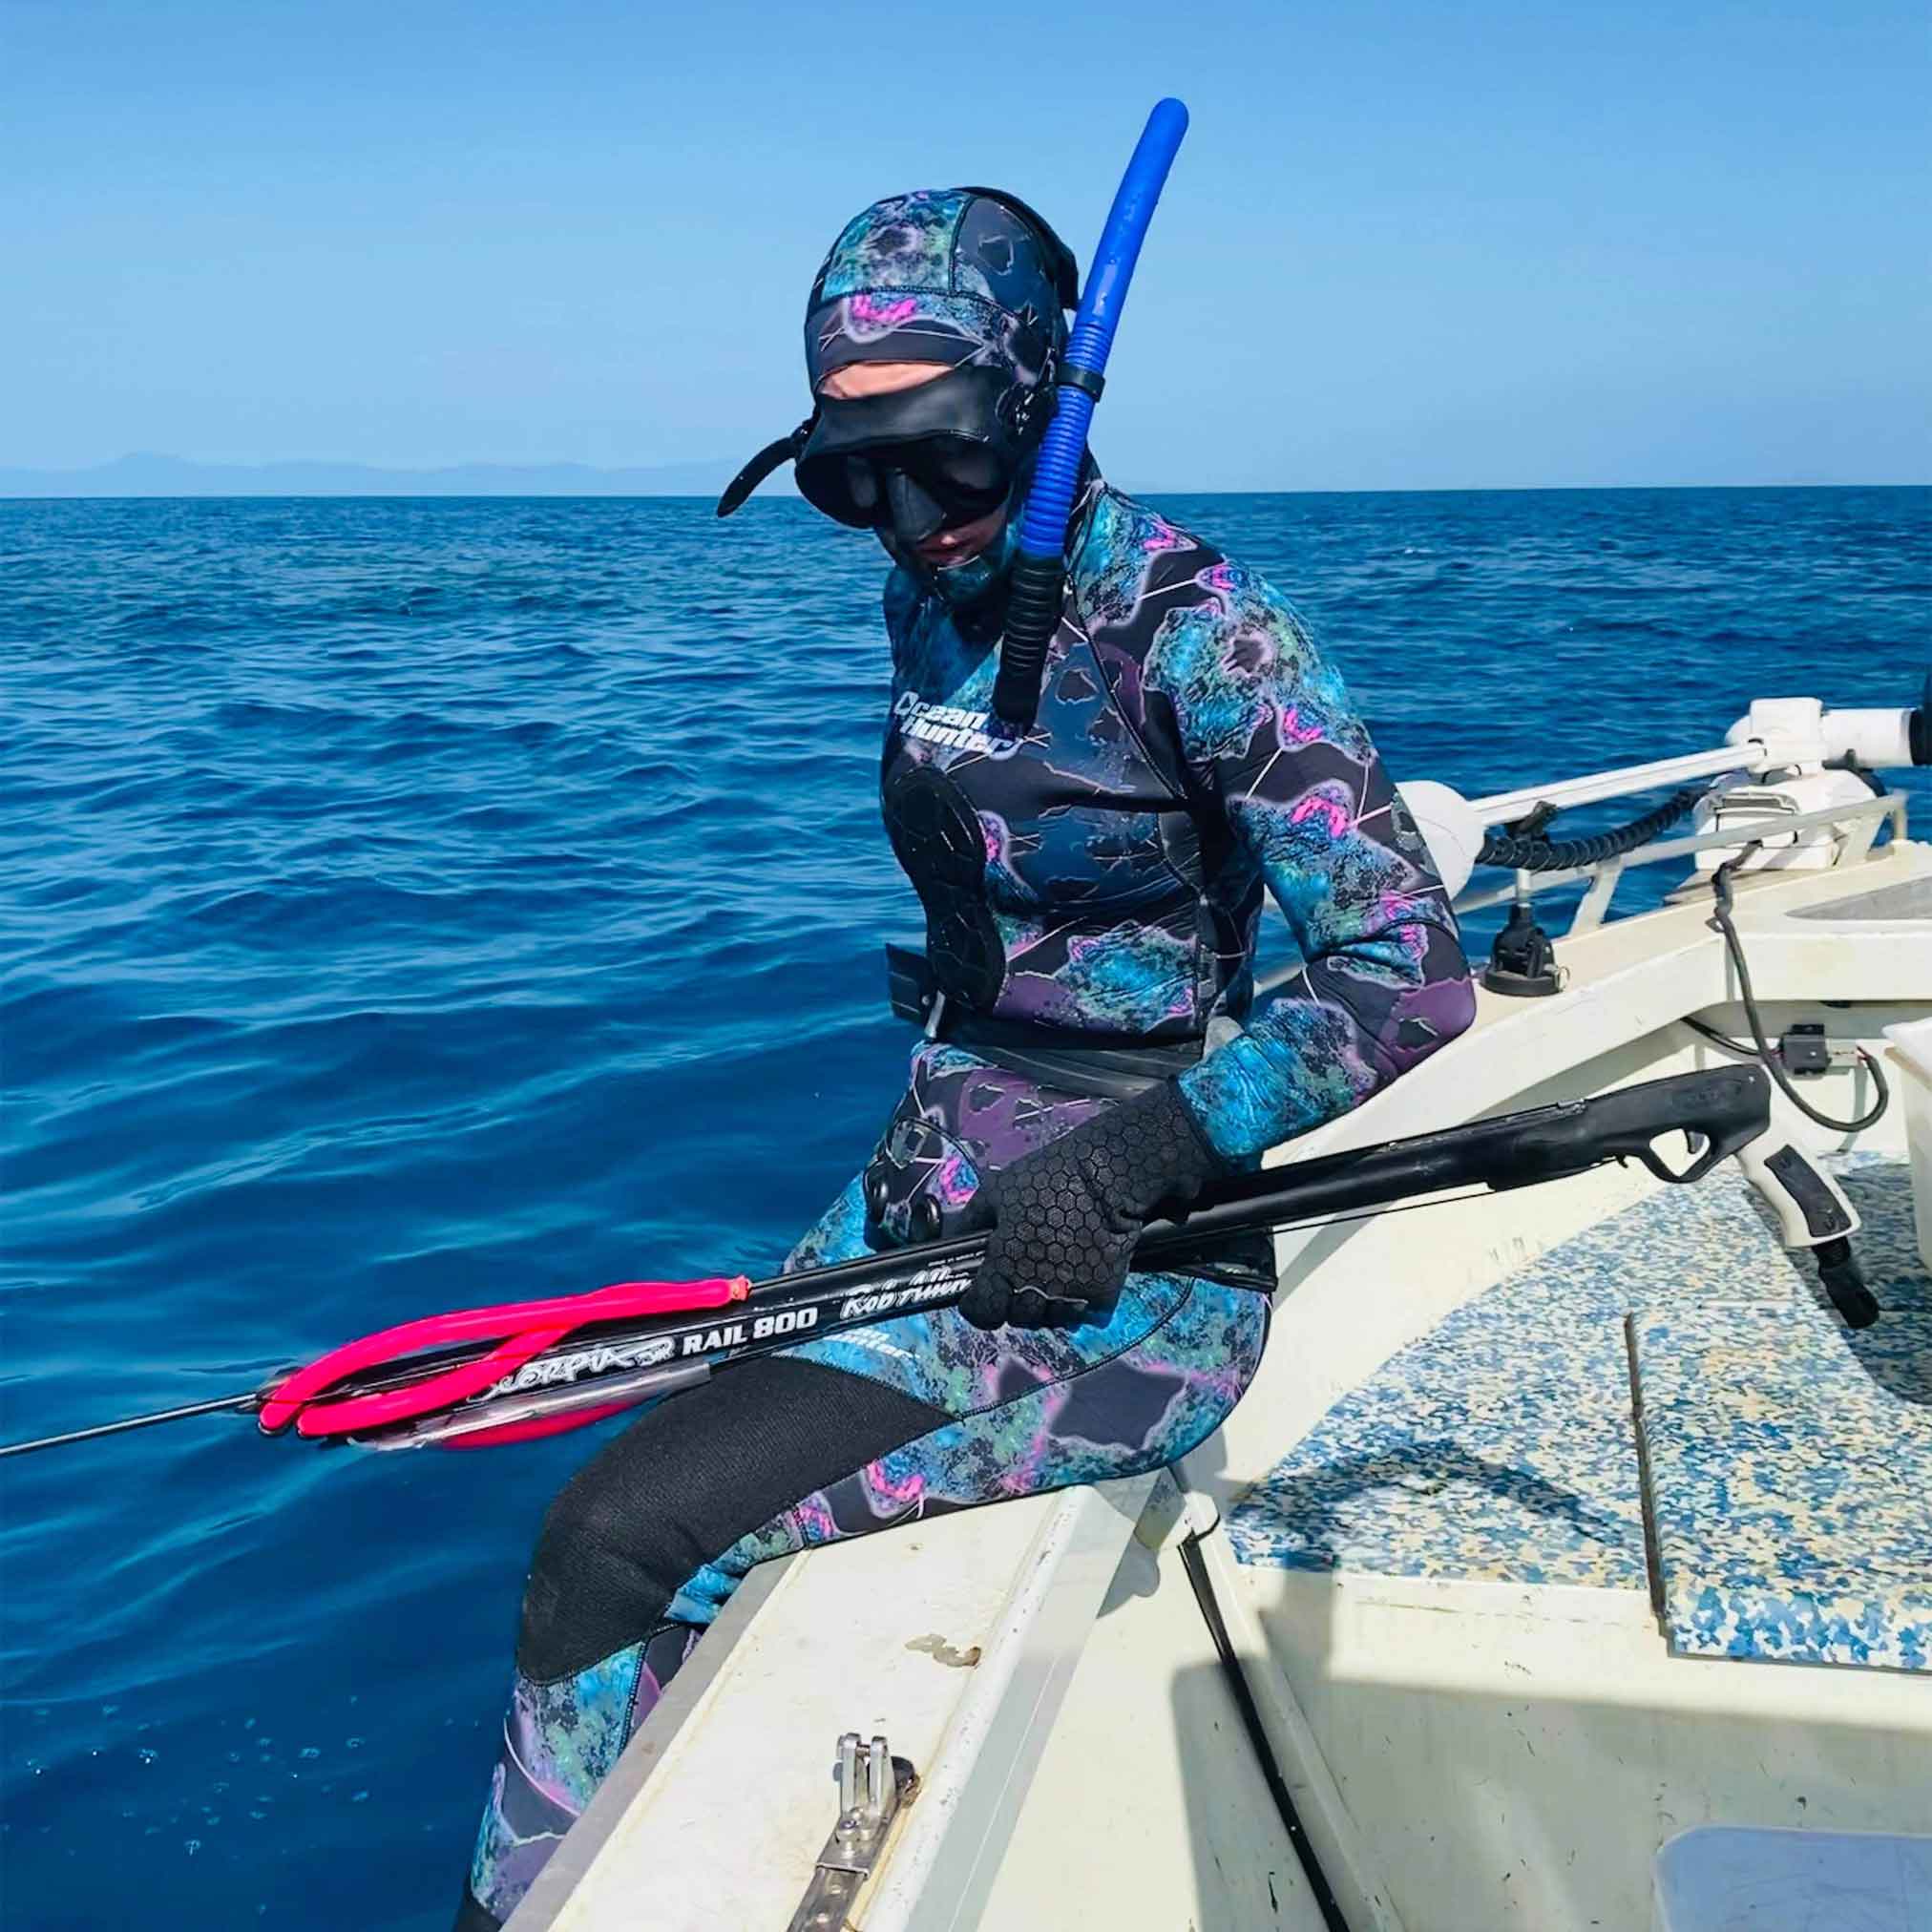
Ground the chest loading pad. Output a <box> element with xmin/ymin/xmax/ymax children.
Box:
<box><xmin>881</xmin><ymin>761</ymin><xmax>1006</xmax><ymax>1011</ymax></box>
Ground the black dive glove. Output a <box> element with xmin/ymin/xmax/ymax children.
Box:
<box><xmin>959</xmin><ymin>1082</ymin><xmax>1227</xmax><ymax>1332</ymax></box>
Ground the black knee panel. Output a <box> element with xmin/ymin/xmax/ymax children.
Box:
<box><xmin>515</xmin><ymin>1355</ymin><xmax>948</xmax><ymax>1683</ymax></box>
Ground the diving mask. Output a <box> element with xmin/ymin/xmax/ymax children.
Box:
<box><xmin>719</xmin><ymin>361</ymin><xmax>1045</xmax><ymax>543</ymax></box>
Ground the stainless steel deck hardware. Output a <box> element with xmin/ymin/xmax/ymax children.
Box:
<box><xmin>785</xmin><ymin>1731</ymin><xmax>918</xmax><ymax>1930</ymax></box>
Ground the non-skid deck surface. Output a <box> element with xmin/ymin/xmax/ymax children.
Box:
<box><xmin>1227</xmin><ymin>1156</ymin><xmax>1930</xmax><ymax>1670</ymax></box>
<box><xmin>1631</xmin><ymin>1291</ymin><xmax>1930</xmax><ymax>1670</ymax></box>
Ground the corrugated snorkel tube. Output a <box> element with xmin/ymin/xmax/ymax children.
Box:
<box><xmin>989</xmin><ymin>98</ymin><xmax>1190</xmax><ymax>729</ymax></box>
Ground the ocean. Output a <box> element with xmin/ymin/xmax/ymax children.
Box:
<box><xmin>2</xmin><ymin>486</ymin><xmax>1927</xmax><ymax>1929</ymax></box>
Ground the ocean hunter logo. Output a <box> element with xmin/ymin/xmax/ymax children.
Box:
<box><xmin>893</xmin><ymin>692</ymin><xmax>1022</xmax><ymax>760</ymax></box>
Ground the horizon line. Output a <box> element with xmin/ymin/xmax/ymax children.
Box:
<box><xmin>3</xmin><ymin>454</ymin><xmax>1930</xmax><ymax>501</ymax></box>
<box><xmin>5</xmin><ymin>480</ymin><xmax>1929</xmax><ymax>503</ymax></box>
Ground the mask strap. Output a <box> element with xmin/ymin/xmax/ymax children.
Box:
<box><xmin>716</xmin><ymin>413</ymin><xmax>817</xmax><ymax>518</ymax></box>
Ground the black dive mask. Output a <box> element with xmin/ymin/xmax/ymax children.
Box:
<box><xmin>717</xmin><ymin>362</ymin><xmax>1048</xmax><ymax>546</ymax></box>
<box><xmin>800</xmin><ymin>432</ymin><xmax>1008</xmax><ymax>543</ymax></box>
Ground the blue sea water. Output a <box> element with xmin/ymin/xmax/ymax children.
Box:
<box><xmin>2</xmin><ymin>487</ymin><xmax>1926</xmax><ymax>1930</ymax></box>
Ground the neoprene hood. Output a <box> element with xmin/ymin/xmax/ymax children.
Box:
<box><xmin>716</xmin><ymin>188</ymin><xmax>1077</xmax><ymax>546</ymax></box>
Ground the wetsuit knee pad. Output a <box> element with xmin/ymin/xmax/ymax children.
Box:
<box><xmin>516</xmin><ymin>1355</ymin><xmax>950</xmax><ymax>1684</ymax></box>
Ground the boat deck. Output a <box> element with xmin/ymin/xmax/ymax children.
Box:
<box><xmin>1228</xmin><ymin>1156</ymin><xmax>1930</xmax><ymax>1670</ymax></box>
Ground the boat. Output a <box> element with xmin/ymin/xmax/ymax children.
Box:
<box><xmin>501</xmin><ymin>684</ymin><xmax>1931</xmax><ymax>1932</ymax></box>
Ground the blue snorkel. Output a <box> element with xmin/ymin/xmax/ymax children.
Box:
<box><xmin>990</xmin><ymin>98</ymin><xmax>1190</xmax><ymax>729</ymax></box>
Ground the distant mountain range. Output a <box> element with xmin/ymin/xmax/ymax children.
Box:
<box><xmin>0</xmin><ymin>453</ymin><xmax>766</xmax><ymax>498</ymax></box>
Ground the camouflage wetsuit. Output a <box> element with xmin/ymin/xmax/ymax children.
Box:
<box><xmin>456</xmin><ymin>473</ymin><xmax>1475</xmax><ymax>1925</ymax></box>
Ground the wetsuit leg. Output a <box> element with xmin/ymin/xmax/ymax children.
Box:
<box><xmin>459</xmin><ymin>1354</ymin><xmax>949</xmax><ymax>1927</ymax></box>
<box><xmin>456</xmin><ymin>1250</ymin><xmax>1267</xmax><ymax>1927</ymax></box>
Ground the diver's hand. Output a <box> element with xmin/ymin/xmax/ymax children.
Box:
<box><xmin>959</xmin><ymin>1082</ymin><xmax>1225</xmax><ymax>1331</ymax></box>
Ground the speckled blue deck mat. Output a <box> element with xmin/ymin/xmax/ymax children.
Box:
<box><xmin>1228</xmin><ymin>1155</ymin><xmax>1930</xmax><ymax>1670</ymax></box>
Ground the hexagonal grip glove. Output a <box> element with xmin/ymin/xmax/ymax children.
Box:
<box><xmin>958</xmin><ymin>1081</ymin><xmax>1226</xmax><ymax>1332</ymax></box>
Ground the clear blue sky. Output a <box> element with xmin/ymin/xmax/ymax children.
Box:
<box><xmin>6</xmin><ymin>0</ymin><xmax>1928</xmax><ymax>488</ymax></box>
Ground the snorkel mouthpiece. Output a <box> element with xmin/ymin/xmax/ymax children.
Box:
<box><xmin>990</xmin><ymin>98</ymin><xmax>1189</xmax><ymax>729</ymax></box>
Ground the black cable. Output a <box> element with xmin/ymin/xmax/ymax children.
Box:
<box><xmin>1823</xmin><ymin>755</ymin><xmax>1889</xmax><ymax>802</ymax></box>
<box><xmin>1179</xmin><ymin>1534</ymin><xmax>1352</xmax><ymax>1932</ymax></box>
<box><xmin>1478</xmin><ymin>784</ymin><xmax>1706</xmax><ymax>872</ymax></box>
<box><xmin>1702</xmin><ymin>851</ymin><xmax>1889</xmax><ymax>1133</ymax></box>
<box><xmin>1680</xmin><ymin>1016</ymin><xmax>1765</xmax><ymax>1061</ymax></box>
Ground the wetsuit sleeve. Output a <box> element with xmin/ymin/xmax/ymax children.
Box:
<box><xmin>1145</xmin><ymin>575</ymin><xmax>1476</xmax><ymax>1163</ymax></box>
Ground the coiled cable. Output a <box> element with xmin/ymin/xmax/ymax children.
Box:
<box><xmin>1477</xmin><ymin>784</ymin><xmax>1707</xmax><ymax>872</ymax></box>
